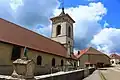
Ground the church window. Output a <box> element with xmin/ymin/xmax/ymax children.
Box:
<box><xmin>52</xmin><ymin>58</ymin><xmax>55</xmax><ymax>67</ymax></box>
<box><xmin>11</xmin><ymin>45</ymin><xmax>21</xmax><ymax>60</ymax></box>
<box><xmin>61</xmin><ymin>59</ymin><xmax>64</xmax><ymax>66</ymax></box>
<box><xmin>68</xmin><ymin>26</ymin><xmax>71</xmax><ymax>37</ymax></box>
<box><xmin>56</xmin><ymin>25</ymin><xmax>61</xmax><ymax>36</ymax></box>
<box><xmin>37</xmin><ymin>56</ymin><xmax>42</xmax><ymax>65</ymax></box>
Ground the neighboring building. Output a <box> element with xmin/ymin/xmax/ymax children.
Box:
<box><xmin>0</xmin><ymin>8</ymin><xmax>76</xmax><ymax>75</ymax></box>
<box><xmin>75</xmin><ymin>47</ymin><xmax>110</xmax><ymax>68</ymax></box>
<box><xmin>110</xmin><ymin>54</ymin><xmax>120</xmax><ymax>65</ymax></box>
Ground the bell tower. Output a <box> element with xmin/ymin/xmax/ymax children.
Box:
<box><xmin>50</xmin><ymin>1</ymin><xmax>75</xmax><ymax>57</ymax></box>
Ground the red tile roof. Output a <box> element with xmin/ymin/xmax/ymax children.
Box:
<box><xmin>110</xmin><ymin>54</ymin><xmax>120</xmax><ymax>59</ymax></box>
<box><xmin>75</xmin><ymin>47</ymin><xmax>109</xmax><ymax>59</ymax></box>
<box><xmin>74</xmin><ymin>47</ymin><xmax>89</xmax><ymax>58</ymax></box>
<box><xmin>0</xmin><ymin>18</ymin><xmax>67</xmax><ymax>57</ymax></box>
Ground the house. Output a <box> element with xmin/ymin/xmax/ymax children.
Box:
<box><xmin>75</xmin><ymin>47</ymin><xmax>110</xmax><ymax>68</ymax></box>
<box><xmin>0</xmin><ymin>8</ymin><xmax>77</xmax><ymax>75</ymax></box>
<box><xmin>110</xmin><ymin>54</ymin><xmax>120</xmax><ymax>65</ymax></box>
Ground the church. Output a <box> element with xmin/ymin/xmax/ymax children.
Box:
<box><xmin>0</xmin><ymin>8</ymin><xmax>77</xmax><ymax>75</ymax></box>
<box><xmin>0</xmin><ymin>6</ymin><xmax>111</xmax><ymax>76</ymax></box>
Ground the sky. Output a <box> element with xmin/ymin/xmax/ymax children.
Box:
<box><xmin>0</xmin><ymin>0</ymin><xmax>120</xmax><ymax>54</ymax></box>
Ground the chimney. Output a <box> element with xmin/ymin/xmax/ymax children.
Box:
<box><xmin>78</xmin><ymin>51</ymin><xmax>80</xmax><ymax>55</ymax></box>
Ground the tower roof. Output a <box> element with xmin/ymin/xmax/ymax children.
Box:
<box><xmin>50</xmin><ymin>13</ymin><xmax>75</xmax><ymax>23</ymax></box>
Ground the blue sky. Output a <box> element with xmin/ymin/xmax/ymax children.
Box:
<box><xmin>0</xmin><ymin>0</ymin><xmax>120</xmax><ymax>54</ymax></box>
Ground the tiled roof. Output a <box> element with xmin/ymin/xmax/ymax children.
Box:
<box><xmin>75</xmin><ymin>47</ymin><xmax>109</xmax><ymax>59</ymax></box>
<box><xmin>0</xmin><ymin>18</ymin><xmax>67</xmax><ymax>57</ymax></box>
<box><xmin>110</xmin><ymin>54</ymin><xmax>120</xmax><ymax>59</ymax></box>
<box><xmin>74</xmin><ymin>47</ymin><xmax>90</xmax><ymax>58</ymax></box>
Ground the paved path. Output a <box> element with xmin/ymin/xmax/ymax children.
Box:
<box><xmin>83</xmin><ymin>70</ymin><xmax>101</xmax><ymax>80</ymax></box>
<box><xmin>100</xmin><ymin>66</ymin><xmax>120</xmax><ymax>80</ymax></box>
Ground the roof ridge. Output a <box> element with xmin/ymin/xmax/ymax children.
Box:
<box><xmin>0</xmin><ymin>18</ymin><xmax>66</xmax><ymax>49</ymax></box>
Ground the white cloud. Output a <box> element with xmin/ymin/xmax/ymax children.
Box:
<box><xmin>87</xmin><ymin>0</ymin><xmax>99</xmax><ymax>2</ymax></box>
<box><xmin>10</xmin><ymin>0</ymin><xmax>23</xmax><ymax>12</ymax></box>
<box><xmin>0</xmin><ymin>0</ymin><xmax>14</xmax><ymax>21</ymax></box>
<box><xmin>0</xmin><ymin>0</ymin><xmax>59</xmax><ymax>27</ymax></box>
<box><xmin>104</xmin><ymin>21</ymin><xmax>109</xmax><ymax>28</ymax></box>
<box><xmin>32</xmin><ymin>25</ymin><xmax>52</xmax><ymax>37</ymax></box>
<box><xmin>91</xmin><ymin>27</ymin><xmax>120</xmax><ymax>53</ymax></box>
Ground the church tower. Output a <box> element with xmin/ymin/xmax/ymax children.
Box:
<box><xmin>50</xmin><ymin>4</ymin><xmax>75</xmax><ymax>57</ymax></box>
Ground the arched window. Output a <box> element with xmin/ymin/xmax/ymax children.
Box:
<box><xmin>37</xmin><ymin>56</ymin><xmax>42</xmax><ymax>65</ymax></box>
<box><xmin>56</xmin><ymin>25</ymin><xmax>61</xmax><ymax>36</ymax></box>
<box><xmin>52</xmin><ymin>58</ymin><xmax>55</xmax><ymax>67</ymax></box>
<box><xmin>61</xmin><ymin>59</ymin><xmax>64</xmax><ymax>66</ymax></box>
<box><xmin>11</xmin><ymin>45</ymin><xmax>21</xmax><ymax>60</ymax></box>
<box><xmin>68</xmin><ymin>26</ymin><xmax>71</xmax><ymax>37</ymax></box>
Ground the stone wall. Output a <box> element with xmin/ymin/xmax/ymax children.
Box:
<box><xmin>35</xmin><ymin>68</ymin><xmax>95</xmax><ymax>80</ymax></box>
<box><xmin>0</xmin><ymin>68</ymin><xmax>95</xmax><ymax>80</ymax></box>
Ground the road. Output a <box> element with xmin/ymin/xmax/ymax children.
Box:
<box><xmin>100</xmin><ymin>65</ymin><xmax>120</xmax><ymax>80</ymax></box>
<box><xmin>83</xmin><ymin>70</ymin><xmax>101</xmax><ymax>80</ymax></box>
<box><xmin>83</xmin><ymin>65</ymin><xmax>120</xmax><ymax>80</ymax></box>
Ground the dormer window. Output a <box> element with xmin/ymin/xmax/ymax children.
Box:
<box><xmin>56</xmin><ymin>25</ymin><xmax>61</xmax><ymax>36</ymax></box>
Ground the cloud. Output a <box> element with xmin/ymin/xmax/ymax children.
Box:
<box><xmin>15</xmin><ymin>0</ymin><xmax>59</xmax><ymax>27</ymax></box>
<box><xmin>54</xmin><ymin>2</ymin><xmax>107</xmax><ymax>50</ymax></box>
<box><xmin>32</xmin><ymin>24</ymin><xmax>52</xmax><ymax>37</ymax></box>
<box><xmin>87</xmin><ymin>0</ymin><xmax>99</xmax><ymax>2</ymax></box>
<box><xmin>0</xmin><ymin>0</ymin><xmax>59</xmax><ymax>28</ymax></box>
<box><xmin>10</xmin><ymin>0</ymin><xmax>23</xmax><ymax>12</ymax></box>
<box><xmin>103</xmin><ymin>21</ymin><xmax>109</xmax><ymax>28</ymax></box>
<box><xmin>91</xmin><ymin>27</ymin><xmax>120</xmax><ymax>53</ymax></box>
<box><xmin>0</xmin><ymin>0</ymin><xmax>14</xmax><ymax>21</ymax></box>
